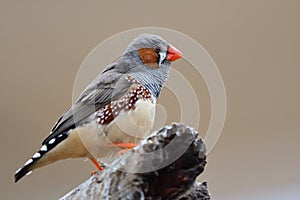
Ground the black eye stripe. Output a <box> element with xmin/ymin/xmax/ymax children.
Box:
<box><xmin>158</xmin><ymin>51</ymin><xmax>167</xmax><ymax>65</ymax></box>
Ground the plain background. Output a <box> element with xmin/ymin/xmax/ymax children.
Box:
<box><xmin>1</xmin><ymin>1</ymin><xmax>299</xmax><ymax>199</ymax></box>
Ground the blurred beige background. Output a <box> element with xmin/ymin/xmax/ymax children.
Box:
<box><xmin>1</xmin><ymin>0</ymin><xmax>299</xmax><ymax>199</ymax></box>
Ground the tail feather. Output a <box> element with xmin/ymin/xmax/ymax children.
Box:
<box><xmin>15</xmin><ymin>147</ymin><xmax>46</xmax><ymax>182</ymax></box>
<box><xmin>14</xmin><ymin>132</ymin><xmax>69</xmax><ymax>182</ymax></box>
<box><xmin>14</xmin><ymin>159</ymin><xmax>36</xmax><ymax>182</ymax></box>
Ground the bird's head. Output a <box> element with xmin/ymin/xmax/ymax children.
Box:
<box><xmin>122</xmin><ymin>33</ymin><xmax>182</xmax><ymax>98</ymax></box>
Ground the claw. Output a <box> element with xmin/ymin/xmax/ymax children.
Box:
<box><xmin>90</xmin><ymin>170</ymin><xmax>98</xmax><ymax>176</ymax></box>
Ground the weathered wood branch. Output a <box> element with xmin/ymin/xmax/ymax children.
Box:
<box><xmin>61</xmin><ymin>123</ymin><xmax>209</xmax><ymax>200</ymax></box>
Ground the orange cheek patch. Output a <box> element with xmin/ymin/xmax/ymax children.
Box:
<box><xmin>138</xmin><ymin>48</ymin><xmax>159</xmax><ymax>69</ymax></box>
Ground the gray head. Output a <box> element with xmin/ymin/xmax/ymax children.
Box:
<box><xmin>121</xmin><ymin>33</ymin><xmax>182</xmax><ymax>98</ymax></box>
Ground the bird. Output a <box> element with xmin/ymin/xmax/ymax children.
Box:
<box><xmin>14</xmin><ymin>33</ymin><xmax>182</xmax><ymax>183</ymax></box>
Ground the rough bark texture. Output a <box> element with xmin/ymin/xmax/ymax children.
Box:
<box><xmin>61</xmin><ymin>123</ymin><xmax>210</xmax><ymax>200</ymax></box>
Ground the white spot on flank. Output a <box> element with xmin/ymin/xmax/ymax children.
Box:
<box><xmin>32</xmin><ymin>152</ymin><xmax>41</xmax><ymax>159</ymax></box>
<box><xmin>26</xmin><ymin>171</ymin><xmax>32</xmax><ymax>176</ymax></box>
<box><xmin>40</xmin><ymin>145</ymin><xmax>47</xmax><ymax>151</ymax></box>
<box><xmin>48</xmin><ymin>138</ymin><xmax>56</xmax><ymax>144</ymax></box>
<box><xmin>58</xmin><ymin>134</ymin><xmax>63</xmax><ymax>138</ymax></box>
<box><xmin>24</xmin><ymin>159</ymin><xmax>33</xmax><ymax>166</ymax></box>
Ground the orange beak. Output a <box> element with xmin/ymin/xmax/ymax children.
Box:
<box><xmin>167</xmin><ymin>45</ymin><xmax>183</xmax><ymax>61</ymax></box>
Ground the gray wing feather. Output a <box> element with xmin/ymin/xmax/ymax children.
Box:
<box><xmin>42</xmin><ymin>65</ymin><xmax>133</xmax><ymax>145</ymax></box>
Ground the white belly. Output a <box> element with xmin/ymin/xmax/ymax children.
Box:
<box><xmin>77</xmin><ymin>99</ymin><xmax>155</xmax><ymax>163</ymax></box>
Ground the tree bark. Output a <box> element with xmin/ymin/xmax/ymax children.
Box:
<box><xmin>60</xmin><ymin>123</ymin><xmax>210</xmax><ymax>200</ymax></box>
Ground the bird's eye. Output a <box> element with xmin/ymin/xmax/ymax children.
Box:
<box><xmin>158</xmin><ymin>51</ymin><xmax>167</xmax><ymax>66</ymax></box>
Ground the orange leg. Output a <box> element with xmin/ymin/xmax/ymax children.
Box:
<box><xmin>109</xmin><ymin>142</ymin><xmax>137</xmax><ymax>149</ymax></box>
<box><xmin>107</xmin><ymin>142</ymin><xmax>137</xmax><ymax>156</ymax></box>
<box><xmin>89</xmin><ymin>143</ymin><xmax>137</xmax><ymax>175</ymax></box>
<box><xmin>89</xmin><ymin>157</ymin><xmax>103</xmax><ymax>171</ymax></box>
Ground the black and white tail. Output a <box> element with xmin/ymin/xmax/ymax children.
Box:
<box><xmin>14</xmin><ymin>133</ymin><xmax>68</xmax><ymax>182</ymax></box>
<box><xmin>14</xmin><ymin>147</ymin><xmax>45</xmax><ymax>182</ymax></box>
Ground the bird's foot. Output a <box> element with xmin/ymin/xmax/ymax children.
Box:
<box><xmin>109</xmin><ymin>142</ymin><xmax>137</xmax><ymax>149</ymax></box>
<box><xmin>108</xmin><ymin>142</ymin><xmax>137</xmax><ymax>155</ymax></box>
<box><xmin>89</xmin><ymin>157</ymin><xmax>104</xmax><ymax>171</ymax></box>
<box><xmin>90</xmin><ymin>170</ymin><xmax>98</xmax><ymax>176</ymax></box>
